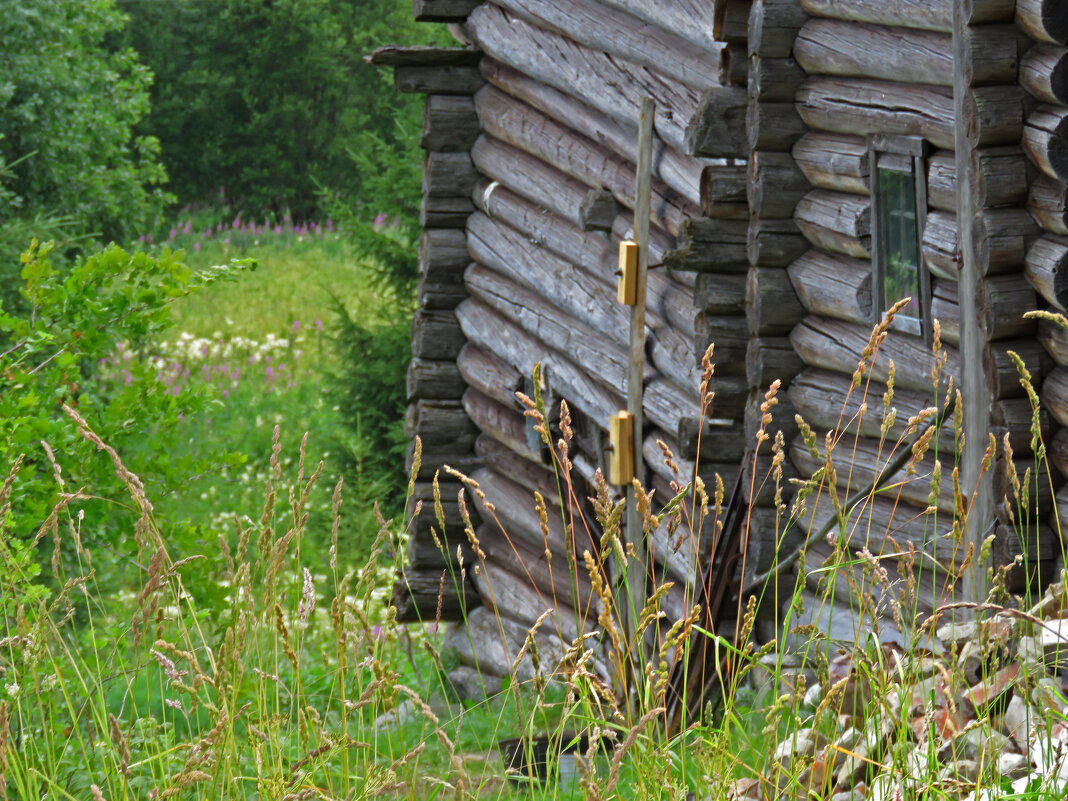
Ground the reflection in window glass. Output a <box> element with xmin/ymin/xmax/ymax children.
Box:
<box><xmin>877</xmin><ymin>164</ymin><xmax>920</xmax><ymax>320</ymax></box>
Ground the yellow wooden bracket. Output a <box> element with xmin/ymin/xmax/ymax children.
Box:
<box><xmin>608</xmin><ymin>411</ymin><xmax>635</xmax><ymax>486</ymax></box>
<box><xmin>617</xmin><ymin>240</ymin><xmax>639</xmax><ymax>305</ymax></box>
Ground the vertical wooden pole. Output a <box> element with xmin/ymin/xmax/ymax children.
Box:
<box><xmin>622</xmin><ymin>97</ymin><xmax>655</xmax><ymax>697</ymax></box>
<box><xmin>953</xmin><ymin>1</ymin><xmax>992</xmax><ymax>608</ymax></box>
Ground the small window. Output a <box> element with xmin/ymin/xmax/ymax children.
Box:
<box><xmin>869</xmin><ymin>135</ymin><xmax>931</xmax><ymax>342</ymax></box>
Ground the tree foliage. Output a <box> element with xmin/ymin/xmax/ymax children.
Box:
<box><xmin>118</xmin><ymin>0</ymin><xmax>449</xmax><ymax>223</ymax></box>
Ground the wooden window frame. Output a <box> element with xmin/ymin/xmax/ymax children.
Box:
<box><xmin>868</xmin><ymin>134</ymin><xmax>932</xmax><ymax>345</ymax></box>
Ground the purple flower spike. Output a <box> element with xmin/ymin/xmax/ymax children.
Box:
<box><xmin>233</xmin><ymin>216</ymin><xmax>241</xmax><ymax>228</ymax></box>
<box><xmin>169</xmin><ymin>228</ymin><xmax>178</xmax><ymax>239</ymax></box>
<box><xmin>194</xmin><ymin>242</ymin><xmax>202</xmax><ymax>252</ymax></box>
<box><xmin>182</xmin><ymin>220</ymin><xmax>192</xmax><ymax>234</ymax></box>
<box><xmin>274</xmin><ymin>225</ymin><xmax>282</xmax><ymax>234</ymax></box>
<box><xmin>315</xmin><ymin>319</ymin><xmax>324</xmax><ymax>331</ymax></box>
<box><xmin>265</xmin><ymin>366</ymin><xmax>275</xmax><ymax>380</ymax></box>
<box><xmin>171</xmin><ymin>385</ymin><xmax>181</xmax><ymax>396</ymax></box>
<box><xmin>123</xmin><ymin>370</ymin><xmax>133</xmax><ymax>385</ymax></box>
<box><xmin>221</xmin><ymin>389</ymin><xmax>229</xmax><ymax>398</ymax></box>
<box><xmin>292</xmin><ymin>320</ymin><xmax>300</xmax><ymax>331</ymax></box>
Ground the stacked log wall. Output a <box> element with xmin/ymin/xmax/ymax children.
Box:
<box><xmin>368</xmin><ymin>42</ymin><xmax>486</xmax><ymax>623</ymax></box>
<box><xmin>1018</xmin><ymin>3</ymin><xmax>1068</xmax><ymax>577</ymax></box>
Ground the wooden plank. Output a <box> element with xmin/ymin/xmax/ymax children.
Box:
<box><xmin>411</xmin><ymin>309</ymin><xmax>465</xmax><ymax>361</ymax></box>
<box><xmin>748</xmin><ymin>151</ymin><xmax>811</xmax><ymax>218</ymax></box>
<box><xmin>405</xmin><ymin>399</ymin><xmax>478</xmax><ymax>450</ymax></box>
<box><xmin>799</xmin><ymin>0</ymin><xmax>1014</xmax><ymax>31</ymax></box>
<box><xmin>795</xmin><ymin>19</ymin><xmax>1017</xmax><ymax>87</ymax></box>
<box><xmin>749</xmin><ymin>55</ymin><xmax>806</xmax><ymax>102</ymax></box>
<box><xmin>748</xmin><ymin>0</ymin><xmax>809</xmax><ymax>58</ymax></box>
<box><xmin>747</xmin><ymin>268</ymin><xmax>806</xmax><ymax>335</ymax></box>
<box><xmin>798</xmin><ymin>77</ymin><xmax>1023</xmax><ymax>151</ymax></box>
<box><xmin>407</xmin><ymin>358</ymin><xmax>467</xmax><ymax>402</ymax></box>
<box><xmin>665</xmin><ymin>217</ymin><xmax>750</xmax><ymax>273</ymax></box>
<box><xmin>422</xmin><ymin>151</ymin><xmax>477</xmax><ymax>198</ymax></box>
<box><xmin>367</xmin><ymin>45</ymin><xmax>482</xmax><ymax>67</ymax></box>
<box><xmin>392</xmin><ymin>569</ymin><xmax>479</xmax><ymax>623</ymax></box>
<box><xmin>421</xmin><ymin>195</ymin><xmax>474</xmax><ymax>229</ymax></box>
<box><xmin>748</xmin><ymin>218</ymin><xmax>809</xmax><ymax>268</ymax></box>
<box><xmin>747</xmin><ymin>337</ymin><xmax>804</xmax><ymax>389</ymax></box>
<box><xmin>687</xmin><ymin>87</ymin><xmax>750</xmax><ymax>159</ymax></box>
<box><xmin>747</xmin><ymin>100</ymin><xmax>807</xmax><ymax>152</ymax></box>
<box><xmin>413</xmin><ymin>0</ymin><xmax>481</xmax><ymax>22</ymax></box>
<box><xmin>395</xmin><ymin>65</ymin><xmax>484</xmax><ymax>95</ymax></box>
<box><xmin>421</xmin><ymin>95</ymin><xmax>480</xmax><ymax>151</ymax></box>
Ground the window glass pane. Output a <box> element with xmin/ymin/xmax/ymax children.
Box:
<box><xmin>877</xmin><ymin>163</ymin><xmax>920</xmax><ymax>320</ymax></box>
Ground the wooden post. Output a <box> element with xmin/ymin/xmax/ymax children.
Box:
<box><xmin>622</xmin><ymin>97</ymin><xmax>655</xmax><ymax>698</ymax></box>
<box><xmin>953</xmin><ymin>4</ymin><xmax>992</xmax><ymax>608</ymax></box>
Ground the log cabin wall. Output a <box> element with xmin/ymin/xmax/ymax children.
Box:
<box><xmin>1020</xmin><ymin>1</ymin><xmax>1068</xmax><ymax>589</ymax></box>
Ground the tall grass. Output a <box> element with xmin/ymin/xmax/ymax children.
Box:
<box><xmin>3</xmin><ymin>300</ymin><xmax>1068</xmax><ymax>799</ymax></box>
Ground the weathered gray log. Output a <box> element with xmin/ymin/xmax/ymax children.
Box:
<box><xmin>471</xmin><ymin>136</ymin><xmax>588</xmax><ymax>223</ymax></box>
<box><xmin>423</xmin><ymin>151</ymin><xmax>478</xmax><ymax>199</ymax></box>
<box><xmin>798</xmin><ymin>78</ymin><xmax>1023</xmax><ymax>150</ymax></box>
<box><xmin>1023</xmin><ymin>106</ymin><xmax>1068</xmax><ymax>182</ymax></box>
<box><xmin>742</xmin><ymin>450</ymin><xmax>798</xmax><ymax>507</ymax></box>
<box><xmin>647</xmin><ymin>269</ymin><xmax>698</xmax><ymax>333</ymax></box>
<box><xmin>652</xmin><ymin>323</ymin><xmax>704</xmax><ymax>391</ymax></box>
<box><xmin>931</xmin><ymin>279</ymin><xmax>960</xmax><ymax>344</ymax></box>
<box><xmin>474</xmin><ymin>85</ymin><xmax>694</xmax><ymax>236</ymax></box>
<box><xmin>695</xmin><ymin>272</ymin><xmax>747</xmax><ymax>315</ymax></box>
<box><xmin>406</xmin><ymin>399</ymin><xmax>478</xmax><ymax>450</ymax></box>
<box><xmin>799</xmin><ymin>0</ymin><xmax>1015</xmax><ymax>31</ymax></box>
<box><xmin>479</xmin><ymin>526</ymin><xmax>596</xmax><ymax>615</ymax></box>
<box><xmin>413</xmin><ymin>0</ymin><xmax>481</xmax><ymax>22</ymax></box>
<box><xmin>392</xmin><ymin>569</ymin><xmax>480</xmax><ymax>623</ymax></box>
<box><xmin>677</xmin><ymin>417</ymin><xmax>747</xmax><ymax>462</ymax></box>
<box><xmin>466</xmin><ymin>213</ymin><xmax>635</xmax><ymax>346</ymax></box>
<box><xmin>979</xmin><ymin>275</ymin><xmax>1038</xmax><ymax>342</ymax></box>
<box><xmin>1021</xmin><ymin>45</ymin><xmax>1068</xmax><ymax>106</ymax></box>
<box><xmin>749</xmin><ymin>151</ymin><xmax>811</xmax><ymax>218</ymax></box>
<box><xmin>445</xmin><ymin>606</ymin><xmax>581</xmax><ymax>682</ymax></box>
<box><xmin>749</xmin><ymin>0</ymin><xmax>810</xmax><ymax>58</ymax></box>
<box><xmin>794</xmin><ymin>19</ymin><xmax>1017</xmax><ymax>87</ymax></box>
<box><xmin>395</xmin><ymin>65</ymin><xmax>484</xmax><ymax>95</ymax></box>
<box><xmin>748</xmin><ymin>218</ymin><xmax>810</xmax><ymax>267</ymax></box>
<box><xmin>471</xmin><ymin>467</ymin><xmax>570</xmax><ymax>554</ymax></box>
<box><xmin>926</xmin><ymin>147</ymin><xmax>1029</xmax><ymax>213</ymax></box>
<box><xmin>473</xmin><ymin>179</ymin><xmax>612</xmax><ymax>276</ymax></box>
<box><xmin>613</xmin><ymin>212</ymin><xmax>678</xmax><ymax>268</ymax></box>
<box><xmin>493</xmin><ymin>0</ymin><xmax>717</xmax><ymax>91</ymax></box>
<box><xmin>664</xmin><ymin>217</ymin><xmax>750</xmax><ymax>273</ymax></box>
<box><xmin>1038</xmin><ymin>317</ymin><xmax>1068</xmax><ymax>367</ymax></box>
<box><xmin>790</xmin><ymin>431</ymin><xmax>954</xmax><ymax>514</ymax></box>
<box><xmin>748</xmin><ymin>337</ymin><xmax>805</xmax><ymax>389</ymax></box>
<box><xmin>468</xmin><ymin>4</ymin><xmax>700</xmax><ymax>153</ymax></box>
<box><xmin>1050</xmin><ymin>427</ymin><xmax>1068</xmax><ymax>479</ymax></box>
<box><xmin>922</xmin><ymin>208</ymin><xmax>1038</xmax><ymax>279</ymax></box>
<box><xmin>992</xmin><ymin>398</ymin><xmax>1051</xmax><ymax>456</ymax></box>
<box><xmin>744</xmin><ymin>386</ymin><xmax>799</xmax><ymax>449</ymax></box>
<box><xmin>988</xmin><ymin>341</ymin><xmax>1048</xmax><ymax>400</ymax></box>
<box><xmin>747</xmin><ymin>101</ymin><xmax>807</xmax><ymax>152</ymax></box>
<box><xmin>579</xmin><ymin>190</ymin><xmax>621</xmax><ymax>232</ymax></box>
<box><xmin>715</xmin><ymin>0</ymin><xmax>752</xmax><ymax>43</ymax></box>
<box><xmin>463</xmin><ymin>390</ymin><xmax>542</xmax><ymax>466</ymax></box>
<box><xmin>792</xmin><ymin>132</ymin><xmax>868</xmax><ymax>195</ymax></box>
<box><xmin>457</xmin><ymin>342</ymin><xmax>522</xmax><ymax>409</ymax></box>
<box><xmin>721</xmin><ymin>43</ymin><xmax>750</xmax><ymax>88</ymax></box>
<box><xmin>599</xmin><ymin>0</ymin><xmax>719</xmax><ymax>53</ymax></box>
<box><xmin>1025</xmin><ymin>235</ymin><xmax>1068</xmax><ymax>312</ymax></box>
<box><xmin>1029</xmin><ymin>175</ymin><xmax>1068</xmax><ymax>236</ymax></box>
<box><xmin>747</xmin><ymin>268</ymin><xmax>806</xmax><ymax>335</ymax></box>
<box><xmin>646</xmin><ymin>376</ymin><xmax>723</xmax><ymax>434</ymax></box>
<box><xmin>405</xmin><ymin>438</ymin><xmax>482</xmax><ymax>482</ymax></box>
<box><xmin>1042</xmin><ymin>367</ymin><xmax>1068</xmax><ymax>427</ymax></box>
<box><xmin>1017</xmin><ymin>0</ymin><xmax>1068</xmax><ymax>46</ymax></box>
<box><xmin>790</xmin><ymin>316</ymin><xmax>959</xmax><ymax>393</ymax></box>
<box><xmin>421</xmin><ymin>95</ymin><xmax>479</xmax><ymax>151</ymax></box>
<box><xmin>795</xmin><ymin>190</ymin><xmax>871</xmax><ymax>259</ymax></box>
<box><xmin>419</xmin><ymin>228</ymin><xmax>469</xmax><ymax>282</ymax></box>
<box><xmin>695</xmin><ymin>313</ymin><xmax>751</xmax><ymax>376</ymax></box>
<box><xmin>421</xmin><ymin>195</ymin><xmax>475</xmax><ymax>229</ymax></box>
<box><xmin>787</xmin><ymin>250</ymin><xmax>871</xmax><ymax>323</ymax></box>
<box><xmin>456</xmin><ymin>299</ymin><xmax>622</xmax><ymax>425</ymax></box>
<box><xmin>480</xmin><ymin>59</ymin><xmax>714</xmax><ymax>212</ymax></box>
<box><xmin>703</xmin><ymin>165</ymin><xmax>749</xmax><ymax>220</ymax></box>
<box><xmin>411</xmin><ymin>309</ymin><xmax>465</xmax><ymax>361</ymax></box>
<box><xmin>407</xmin><ymin>358</ymin><xmax>467</xmax><ymax>402</ymax></box>
<box><xmin>749</xmin><ymin>56</ymin><xmax>806</xmax><ymax>102</ymax></box>
<box><xmin>686</xmin><ymin>87</ymin><xmax>749</xmax><ymax>159</ymax></box>
<box><xmin>643</xmin><ymin>432</ymin><xmax>741</xmax><ymax>507</ymax></box>
<box><xmin>464</xmin><ymin>262</ymin><xmax>643</xmax><ymax>394</ymax></box>
<box><xmin>789</xmin><ymin>368</ymin><xmax>954</xmax><ymax>451</ymax></box>
<box><xmin>418</xmin><ymin>271</ymin><xmax>467</xmax><ymax>311</ymax></box>
<box><xmin>476</xmin><ymin>436</ymin><xmax>560</xmax><ymax>503</ymax></box>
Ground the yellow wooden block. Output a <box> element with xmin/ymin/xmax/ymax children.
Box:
<box><xmin>608</xmin><ymin>411</ymin><xmax>635</xmax><ymax>486</ymax></box>
<box><xmin>617</xmin><ymin>240</ymin><xmax>639</xmax><ymax>305</ymax></box>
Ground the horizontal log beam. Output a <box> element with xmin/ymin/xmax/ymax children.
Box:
<box><xmin>792</xmin><ymin>132</ymin><xmax>868</xmax><ymax>195</ymax></box>
<box><xmin>599</xmin><ymin>0</ymin><xmax>719</xmax><ymax>53</ymax></box>
<box><xmin>1029</xmin><ymin>175</ymin><xmax>1068</xmax><ymax>236</ymax></box>
<box><xmin>799</xmin><ymin>0</ymin><xmax>1014</xmax><ymax>31</ymax></box>
<box><xmin>1024</xmin><ymin>105</ymin><xmax>1068</xmax><ymax>182</ymax></box>
<box><xmin>926</xmin><ymin>147</ymin><xmax>1029</xmax><ymax>213</ymax></box>
<box><xmin>747</xmin><ymin>268</ymin><xmax>806</xmax><ymax>335</ymax></box>
<box><xmin>413</xmin><ymin>0</ymin><xmax>481</xmax><ymax>22</ymax></box>
<box><xmin>787</xmin><ymin>250</ymin><xmax>871</xmax><ymax>324</ymax></box>
<box><xmin>1017</xmin><ymin>0</ymin><xmax>1068</xmax><ymax>46</ymax></box>
<box><xmin>457</xmin><ymin>342</ymin><xmax>522</xmax><ymax>409</ymax></box>
<box><xmin>1021</xmin><ymin>45</ymin><xmax>1068</xmax><ymax>106</ymax></box>
<box><xmin>798</xmin><ymin>77</ymin><xmax>1023</xmax><ymax>150</ymax></box>
<box><xmin>471</xmin><ymin>135</ymin><xmax>590</xmax><ymax>223</ymax></box>
<box><xmin>795</xmin><ymin>190</ymin><xmax>871</xmax><ymax>259</ymax></box>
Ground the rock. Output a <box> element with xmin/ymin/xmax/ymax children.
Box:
<box><xmin>938</xmin><ymin>621</ymin><xmax>981</xmax><ymax>650</ymax></box>
<box><xmin>1039</xmin><ymin>619</ymin><xmax>1068</xmax><ymax>669</ymax></box>
<box><xmin>941</xmin><ymin>759</ymin><xmax>982</xmax><ymax>783</ymax></box>
<box><xmin>750</xmin><ymin>652</ymin><xmax>815</xmax><ymax>699</ymax></box>
<box><xmin>998</xmin><ymin>751</ymin><xmax>1029</xmax><ymax>779</ymax></box>
<box><xmin>957</xmin><ymin>640</ymin><xmax>985</xmax><ymax>684</ymax></box>
<box><xmin>964</xmin><ymin>663</ymin><xmax>1021</xmax><ymax>717</ymax></box>
<box><xmin>774</xmin><ymin>728</ymin><xmax>827</xmax><ymax>765</ymax></box>
<box><xmin>803</xmin><ymin>683</ymin><xmax>823</xmax><ymax>709</ymax></box>
<box><xmin>446</xmin><ymin>665</ymin><xmax>502</xmax><ymax>701</ymax></box>
<box><xmin>867</xmin><ymin>773</ymin><xmax>902</xmax><ymax>801</ymax></box>
<box><xmin>1001</xmin><ymin>694</ymin><xmax>1037</xmax><ymax>749</ymax></box>
<box><xmin>726</xmin><ymin>777</ymin><xmax>760</xmax><ymax>800</ymax></box>
<box><xmin>940</xmin><ymin>725</ymin><xmax>1011</xmax><ymax>764</ymax></box>
<box><xmin>835</xmin><ymin>738</ymin><xmax>878</xmax><ymax>788</ymax></box>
